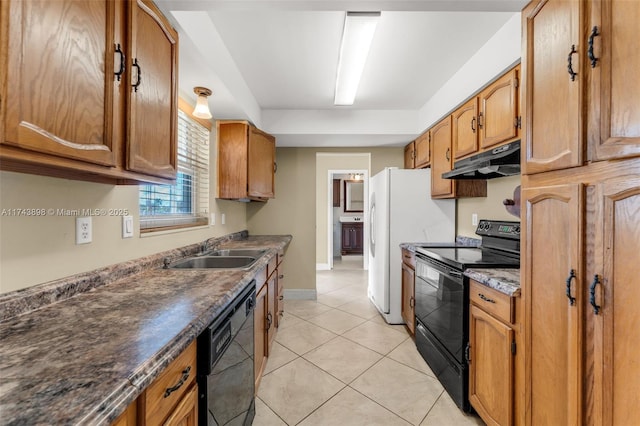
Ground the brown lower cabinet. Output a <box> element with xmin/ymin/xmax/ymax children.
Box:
<box><xmin>341</xmin><ymin>222</ymin><xmax>363</xmax><ymax>255</ymax></box>
<box><xmin>400</xmin><ymin>248</ymin><xmax>416</xmax><ymax>335</ymax></box>
<box><xmin>468</xmin><ymin>280</ymin><xmax>521</xmax><ymax>426</ymax></box>
<box><xmin>254</xmin><ymin>252</ymin><xmax>287</xmax><ymax>393</ymax></box>
<box><xmin>137</xmin><ymin>340</ymin><xmax>198</xmax><ymax>425</ymax></box>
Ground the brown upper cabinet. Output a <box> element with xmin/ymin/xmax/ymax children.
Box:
<box><xmin>404</xmin><ymin>141</ymin><xmax>415</xmax><ymax>169</ymax></box>
<box><xmin>431</xmin><ymin>116</ymin><xmax>486</xmax><ymax>199</ymax></box>
<box><xmin>414</xmin><ymin>132</ymin><xmax>431</xmax><ymax>168</ymax></box>
<box><xmin>217</xmin><ymin>121</ymin><xmax>276</xmax><ymax>201</ymax></box>
<box><xmin>452</xmin><ymin>97</ymin><xmax>479</xmax><ymax>159</ymax></box>
<box><xmin>479</xmin><ymin>65</ymin><xmax>520</xmax><ymax>150</ymax></box>
<box><xmin>0</xmin><ymin>0</ymin><xmax>178</xmax><ymax>184</ymax></box>
<box><xmin>522</xmin><ymin>0</ymin><xmax>639</xmax><ymax>175</ymax></box>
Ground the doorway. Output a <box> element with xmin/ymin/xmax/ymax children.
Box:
<box><xmin>328</xmin><ymin>170</ymin><xmax>368</xmax><ymax>271</ymax></box>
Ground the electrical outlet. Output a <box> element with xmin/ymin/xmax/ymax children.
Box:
<box><xmin>76</xmin><ymin>217</ymin><xmax>92</xmax><ymax>244</ymax></box>
<box><xmin>122</xmin><ymin>215</ymin><xmax>134</xmax><ymax>238</ymax></box>
<box><xmin>472</xmin><ymin>213</ymin><xmax>478</xmax><ymax>226</ymax></box>
<box><xmin>221</xmin><ymin>213</ymin><xmax>226</xmax><ymax>225</ymax></box>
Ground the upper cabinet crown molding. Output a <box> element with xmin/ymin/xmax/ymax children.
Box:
<box><xmin>0</xmin><ymin>0</ymin><xmax>179</xmax><ymax>185</ymax></box>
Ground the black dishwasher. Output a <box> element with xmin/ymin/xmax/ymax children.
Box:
<box><xmin>198</xmin><ymin>282</ymin><xmax>256</xmax><ymax>426</ymax></box>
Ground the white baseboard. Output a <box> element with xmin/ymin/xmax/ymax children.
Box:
<box><xmin>316</xmin><ymin>263</ymin><xmax>330</xmax><ymax>270</ymax></box>
<box><xmin>283</xmin><ymin>289</ymin><xmax>317</xmax><ymax>300</ymax></box>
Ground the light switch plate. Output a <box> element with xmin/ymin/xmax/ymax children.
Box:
<box><xmin>210</xmin><ymin>213</ymin><xmax>215</xmax><ymax>226</ymax></box>
<box><xmin>221</xmin><ymin>213</ymin><xmax>226</xmax><ymax>225</ymax></box>
<box><xmin>122</xmin><ymin>215</ymin><xmax>134</xmax><ymax>238</ymax></box>
<box><xmin>472</xmin><ymin>213</ymin><xmax>478</xmax><ymax>226</ymax></box>
<box><xmin>76</xmin><ymin>217</ymin><xmax>92</xmax><ymax>244</ymax></box>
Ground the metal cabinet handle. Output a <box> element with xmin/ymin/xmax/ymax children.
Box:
<box><xmin>464</xmin><ymin>343</ymin><xmax>471</xmax><ymax>363</ymax></box>
<box><xmin>279</xmin><ymin>274</ymin><xmax>284</xmax><ymax>279</ymax></box>
<box><xmin>588</xmin><ymin>26</ymin><xmax>600</xmax><ymax>68</ymax></box>
<box><xmin>445</xmin><ymin>148</ymin><xmax>450</xmax><ymax>161</ymax></box>
<box><xmin>471</xmin><ymin>116</ymin><xmax>476</xmax><ymax>132</ymax></box>
<box><xmin>164</xmin><ymin>366</ymin><xmax>191</xmax><ymax>398</ymax></box>
<box><xmin>589</xmin><ymin>274</ymin><xmax>601</xmax><ymax>314</ymax></box>
<box><xmin>478</xmin><ymin>293</ymin><xmax>496</xmax><ymax>304</ymax></box>
<box><xmin>132</xmin><ymin>58</ymin><xmax>142</xmax><ymax>92</ymax></box>
<box><xmin>409</xmin><ymin>296</ymin><xmax>415</xmax><ymax>308</ymax></box>
<box><xmin>567</xmin><ymin>45</ymin><xmax>578</xmax><ymax>81</ymax></box>
<box><xmin>565</xmin><ymin>269</ymin><xmax>576</xmax><ymax>306</ymax></box>
<box><xmin>273</xmin><ymin>162</ymin><xmax>278</xmax><ymax>173</ymax></box>
<box><xmin>478</xmin><ymin>112</ymin><xmax>484</xmax><ymax>129</ymax></box>
<box><xmin>114</xmin><ymin>43</ymin><xmax>125</xmax><ymax>81</ymax></box>
<box><xmin>266</xmin><ymin>312</ymin><xmax>273</xmax><ymax>330</ymax></box>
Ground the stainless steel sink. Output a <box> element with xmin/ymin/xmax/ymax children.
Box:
<box><xmin>207</xmin><ymin>249</ymin><xmax>267</xmax><ymax>258</ymax></box>
<box><xmin>169</xmin><ymin>256</ymin><xmax>258</xmax><ymax>270</ymax></box>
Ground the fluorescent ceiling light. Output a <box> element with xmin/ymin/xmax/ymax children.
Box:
<box><xmin>334</xmin><ymin>11</ymin><xmax>380</xmax><ymax>106</ymax></box>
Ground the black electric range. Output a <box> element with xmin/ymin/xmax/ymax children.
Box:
<box><xmin>413</xmin><ymin>220</ymin><xmax>520</xmax><ymax>412</ymax></box>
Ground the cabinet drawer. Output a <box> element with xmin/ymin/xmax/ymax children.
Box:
<box><xmin>142</xmin><ymin>340</ymin><xmax>197</xmax><ymax>425</ymax></box>
<box><xmin>401</xmin><ymin>248</ymin><xmax>416</xmax><ymax>269</ymax></box>
<box><xmin>470</xmin><ymin>280</ymin><xmax>514</xmax><ymax>324</ymax></box>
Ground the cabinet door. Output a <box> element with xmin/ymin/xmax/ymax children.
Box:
<box><xmin>593</xmin><ymin>176</ymin><xmax>640</xmax><ymax>426</ymax></box>
<box><xmin>341</xmin><ymin>224</ymin><xmax>352</xmax><ymax>252</ymax></box>
<box><xmin>126</xmin><ymin>0</ymin><xmax>178</xmax><ymax>179</ymax></box>
<box><xmin>352</xmin><ymin>224</ymin><xmax>363</xmax><ymax>253</ymax></box>
<box><xmin>404</xmin><ymin>141</ymin><xmax>415</xmax><ymax>169</ymax></box>
<box><xmin>469</xmin><ymin>304</ymin><xmax>514</xmax><ymax>426</ymax></box>
<box><xmin>479</xmin><ymin>67</ymin><xmax>519</xmax><ymax>150</ymax></box>
<box><xmin>248</xmin><ymin>126</ymin><xmax>275</xmax><ymax>199</ymax></box>
<box><xmin>430</xmin><ymin>116</ymin><xmax>454</xmax><ymax>198</ymax></box>
<box><xmin>401</xmin><ymin>262</ymin><xmax>415</xmax><ymax>334</ymax></box>
<box><xmin>522</xmin><ymin>0</ymin><xmax>582</xmax><ymax>174</ymax></box>
<box><xmin>266</xmin><ymin>274</ymin><xmax>277</xmax><ymax>349</ymax></box>
<box><xmin>1</xmin><ymin>0</ymin><xmax>118</xmax><ymax>166</ymax></box>
<box><xmin>162</xmin><ymin>384</ymin><xmax>198</xmax><ymax>426</ymax></box>
<box><xmin>254</xmin><ymin>284</ymin><xmax>267</xmax><ymax>390</ymax></box>
<box><xmin>522</xmin><ymin>183</ymin><xmax>583</xmax><ymax>425</ymax></box>
<box><xmin>414</xmin><ymin>133</ymin><xmax>430</xmax><ymax>168</ymax></box>
<box><xmin>589</xmin><ymin>0</ymin><xmax>640</xmax><ymax>161</ymax></box>
<box><xmin>453</xmin><ymin>98</ymin><xmax>479</xmax><ymax>159</ymax></box>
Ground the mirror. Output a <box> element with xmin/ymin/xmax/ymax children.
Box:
<box><xmin>344</xmin><ymin>180</ymin><xmax>364</xmax><ymax>212</ymax></box>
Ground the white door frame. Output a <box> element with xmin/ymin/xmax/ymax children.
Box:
<box><xmin>327</xmin><ymin>169</ymin><xmax>369</xmax><ymax>270</ymax></box>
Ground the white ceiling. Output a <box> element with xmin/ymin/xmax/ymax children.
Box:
<box><xmin>155</xmin><ymin>1</ymin><xmax>526</xmax><ymax>147</ymax></box>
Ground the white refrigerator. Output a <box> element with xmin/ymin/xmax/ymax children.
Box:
<box><xmin>368</xmin><ymin>167</ymin><xmax>455</xmax><ymax>324</ymax></box>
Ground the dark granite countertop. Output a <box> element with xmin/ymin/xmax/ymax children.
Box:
<box><xmin>464</xmin><ymin>268</ymin><xmax>521</xmax><ymax>297</ymax></box>
<box><xmin>399</xmin><ymin>236</ymin><xmax>481</xmax><ymax>253</ymax></box>
<box><xmin>0</xmin><ymin>233</ymin><xmax>291</xmax><ymax>425</ymax></box>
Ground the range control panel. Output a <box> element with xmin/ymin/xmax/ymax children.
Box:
<box><xmin>475</xmin><ymin>220</ymin><xmax>521</xmax><ymax>239</ymax></box>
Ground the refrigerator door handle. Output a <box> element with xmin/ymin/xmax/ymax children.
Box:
<box><xmin>369</xmin><ymin>198</ymin><xmax>376</xmax><ymax>256</ymax></box>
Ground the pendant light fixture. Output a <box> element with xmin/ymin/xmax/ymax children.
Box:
<box><xmin>193</xmin><ymin>86</ymin><xmax>213</xmax><ymax>119</ymax></box>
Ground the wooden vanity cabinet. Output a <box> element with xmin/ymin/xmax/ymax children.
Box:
<box><xmin>341</xmin><ymin>222</ymin><xmax>363</xmax><ymax>255</ymax></box>
<box><xmin>468</xmin><ymin>280</ymin><xmax>519</xmax><ymax>426</ymax></box>
<box><xmin>217</xmin><ymin>121</ymin><xmax>276</xmax><ymax>202</ymax></box>
<box><xmin>0</xmin><ymin>0</ymin><xmax>178</xmax><ymax>184</ymax></box>
<box><xmin>404</xmin><ymin>141</ymin><xmax>416</xmax><ymax>169</ymax></box>
<box><xmin>400</xmin><ymin>248</ymin><xmax>416</xmax><ymax>335</ymax></box>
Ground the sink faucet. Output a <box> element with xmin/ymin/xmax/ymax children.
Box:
<box><xmin>200</xmin><ymin>238</ymin><xmax>216</xmax><ymax>254</ymax></box>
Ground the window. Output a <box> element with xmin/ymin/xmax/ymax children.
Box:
<box><xmin>139</xmin><ymin>109</ymin><xmax>209</xmax><ymax>231</ymax></box>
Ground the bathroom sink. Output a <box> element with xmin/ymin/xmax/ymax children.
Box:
<box><xmin>339</xmin><ymin>216</ymin><xmax>363</xmax><ymax>223</ymax></box>
<box><xmin>169</xmin><ymin>255</ymin><xmax>258</xmax><ymax>270</ymax></box>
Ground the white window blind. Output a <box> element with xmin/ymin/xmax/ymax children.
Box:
<box><xmin>139</xmin><ymin>109</ymin><xmax>209</xmax><ymax>230</ymax></box>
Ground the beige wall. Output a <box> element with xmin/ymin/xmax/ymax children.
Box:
<box><xmin>247</xmin><ymin>147</ymin><xmax>403</xmax><ymax>295</ymax></box>
<box><xmin>456</xmin><ymin>175</ymin><xmax>521</xmax><ymax>237</ymax></box>
<box><xmin>0</xmin><ymin>126</ymin><xmax>247</xmax><ymax>294</ymax></box>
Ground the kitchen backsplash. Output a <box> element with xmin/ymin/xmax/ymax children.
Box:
<box><xmin>456</xmin><ymin>175</ymin><xmax>522</xmax><ymax>237</ymax></box>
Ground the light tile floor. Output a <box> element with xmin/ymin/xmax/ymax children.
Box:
<box><xmin>254</xmin><ymin>256</ymin><xmax>485</xmax><ymax>426</ymax></box>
